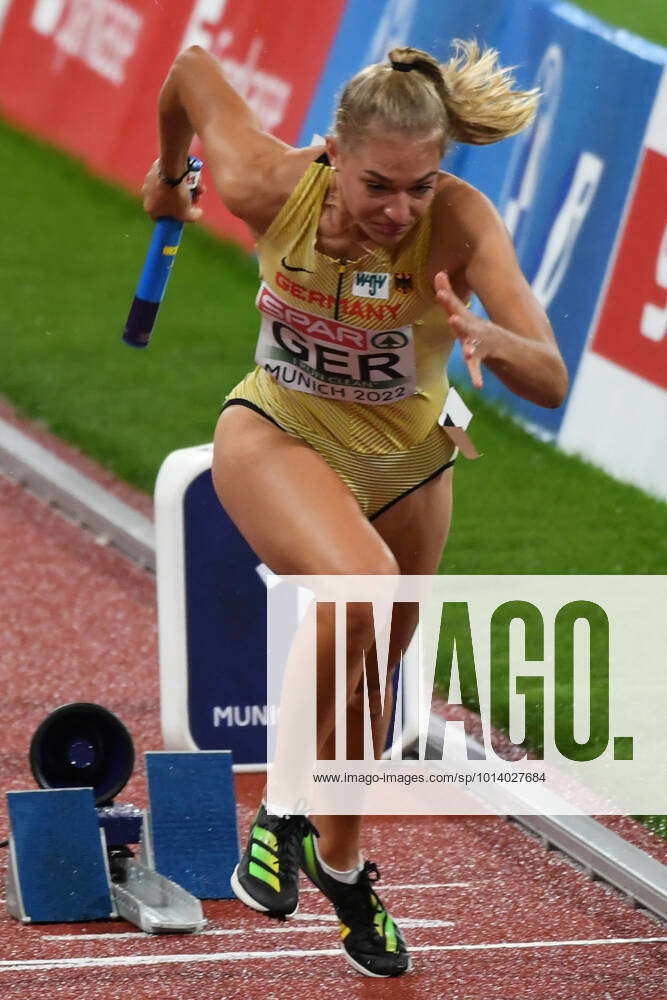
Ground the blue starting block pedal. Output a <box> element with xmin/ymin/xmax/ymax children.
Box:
<box><xmin>141</xmin><ymin>751</ymin><xmax>239</xmax><ymax>900</ymax></box>
<box><xmin>6</xmin><ymin>788</ymin><xmax>116</xmax><ymax>923</ymax></box>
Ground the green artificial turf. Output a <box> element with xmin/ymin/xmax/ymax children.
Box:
<box><xmin>2</xmin><ymin>123</ymin><xmax>258</xmax><ymax>490</ymax></box>
<box><xmin>576</xmin><ymin>0</ymin><xmax>667</xmax><ymax>48</ymax></box>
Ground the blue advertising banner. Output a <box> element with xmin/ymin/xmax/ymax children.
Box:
<box><xmin>457</xmin><ymin>2</ymin><xmax>665</xmax><ymax>433</ymax></box>
<box><xmin>299</xmin><ymin>0</ymin><xmax>508</xmax><ymax>146</ymax></box>
<box><xmin>299</xmin><ymin>0</ymin><xmax>667</xmax><ymax>436</ymax></box>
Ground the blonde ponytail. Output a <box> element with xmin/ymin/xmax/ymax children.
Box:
<box><xmin>334</xmin><ymin>40</ymin><xmax>538</xmax><ymax>152</ymax></box>
<box><xmin>438</xmin><ymin>39</ymin><xmax>539</xmax><ymax>144</ymax></box>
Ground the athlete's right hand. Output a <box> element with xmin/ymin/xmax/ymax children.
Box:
<box><xmin>435</xmin><ymin>270</ymin><xmax>498</xmax><ymax>391</ymax></box>
<box><xmin>141</xmin><ymin>160</ymin><xmax>204</xmax><ymax>222</ymax></box>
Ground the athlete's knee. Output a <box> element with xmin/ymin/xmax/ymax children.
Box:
<box><xmin>346</xmin><ymin>653</ymin><xmax>400</xmax><ymax>714</ymax></box>
<box><xmin>344</xmin><ymin>566</ymin><xmax>400</xmax><ymax>650</ymax></box>
<box><xmin>345</xmin><ymin>546</ymin><xmax>400</xmax><ymax>579</ymax></box>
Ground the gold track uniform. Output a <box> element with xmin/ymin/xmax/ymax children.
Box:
<box><xmin>223</xmin><ymin>159</ymin><xmax>458</xmax><ymax>519</ymax></box>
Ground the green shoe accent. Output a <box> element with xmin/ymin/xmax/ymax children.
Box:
<box><xmin>302</xmin><ymin>832</ymin><xmax>319</xmax><ymax>883</ymax></box>
<box><xmin>248</xmin><ymin>860</ymin><xmax>280</xmax><ymax>892</ymax></box>
<box><xmin>253</xmin><ymin>825</ymin><xmax>278</xmax><ymax>851</ymax></box>
<box><xmin>384</xmin><ymin>914</ymin><xmax>398</xmax><ymax>952</ymax></box>
<box><xmin>299</xmin><ymin>849</ymin><xmax>410</xmax><ymax>977</ymax></box>
<box><xmin>232</xmin><ymin>806</ymin><xmax>319</xmax><ymax>919</ymax></box>
<box><xmin>251</xmin><ymin>841</ymin><xmax>279</xmax><ymax>872</ymax></box>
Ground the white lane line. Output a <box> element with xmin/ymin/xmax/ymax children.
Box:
<box><xmin>415</xmin><ymin>938</ymin><xmax>667</xmax><ymax>953</ymax></box>
<box><xmin>2</xmin><ymin>937</ymin><xmax>665</xmax><ymax>972</ymax></box>
<box><xmin>255</xmin><ymin>918</ymin><xmax>454</xmax><ymax>933</ymax></box>
<box><xmin>43</xmin><ymin>929</ymin><xmax>247</xmax><ymax>942</ymax></box>
<box><xmin>43</xmin><ymin>915</ymin><xmax>454</xmax><ymax>942</ymax></box>
<box><xmin>393</xmin><ymin>919</ymin><xmax>456</xmax><ymax>930</ymax></box>
<box><xmin>301</xmin><ymin>881</ymin><xmax>469</xmax><ymax>892</ymax></box>
<box><xmin>293</xmin><ymin>915</ymin><xmax>453</xmax><ymax>929</ymax></box>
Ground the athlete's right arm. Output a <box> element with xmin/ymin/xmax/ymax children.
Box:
<box><xmin>143</xmin><ymin>46</ymin><xmax>318</xmax><ymax>234</ymax></box>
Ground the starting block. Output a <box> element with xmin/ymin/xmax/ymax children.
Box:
<box><xmin>6</xmin><ymin>785</ymin><xmax>205</xmax><ymax>932</ymax></box>
<box><xmin>6</xmin><ymin>741</ymin><xmax>239</xmax><ymax>929</ymax></box>
<box><xmin>109</xmin><ymin>854</ymin><xmax>206</xmax><ymax>934</ymax></box>
<box><xmin>6</xmin><ymin>788</ymin><xmax>116</xmax><ymax>923</ymax></box>
<box><xmin>141</xmin><ymin>751</ymin><xmax>239</xmax><ymax>900</ymax></box>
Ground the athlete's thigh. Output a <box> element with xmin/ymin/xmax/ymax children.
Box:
<box><xmin>372</xmin><ymin>466</ymin><xmax>454</xmax><ymax>575</ymax></box>
<box><xmin>346</xmin><ymin>468</ymin><xmax>453</xmax><ymax>675</ymax></box>
<box><xmin>212</xmin><ymin>405</ymin><xmax>397</xmax><ymax>576</ymax></box>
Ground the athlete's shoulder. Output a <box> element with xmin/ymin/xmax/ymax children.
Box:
<box><xmin>432</xmin><ymin>173</ymin><xmax>508</xmax><ymax>255</ymax></box>
<box><xmin>427</xmin><ymin>174</ymin><xmax>507</xmax><ymax>289</ymax></box>
<box><xmin>246</xmin><ymin>145</ymin><xmax>327</xmax><ymax>238</ymax></box>
<box><xmin>272</xmin><ymin>145</ymin><xmax>328</xmax><ymax>198</ymax></box>
<box><xmin>433</xmin><ymin>172</ymin><xmax>498</xmax><ymax>230</ymax></box>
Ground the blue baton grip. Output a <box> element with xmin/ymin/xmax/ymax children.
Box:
<box><xmin>123</xmin><ymin>218</ymin><xmax>184</xmax><ymax>348</ymax></box>
<box><xmin>123</xmin><ymin>158</ymin><xmax>202</xmax><ymax>348</ymax></box>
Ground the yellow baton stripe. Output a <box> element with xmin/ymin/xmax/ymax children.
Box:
<box><xmin>162</xmin><ymin>246</ymin><xmax>179</xmax><ymax>256</ymax></box>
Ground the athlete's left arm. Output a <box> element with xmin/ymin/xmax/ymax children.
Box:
<box><xmin>434</xmin><ymin>188</ymin><xmax>569</xmax><ymax>408</ymax></box>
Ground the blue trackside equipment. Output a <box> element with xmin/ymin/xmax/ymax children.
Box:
<box><xmin>5</xmin><ymin>783</ymin><xmax>206</xmax><ymax>933</ymax></box>
<box><xmin>6</xmin><ymin>788</ymin><xmax>115</xmax><ymax>923</ymax></box>
<box><xmin>142</xmin><ymin>751</ymin><xmax>239</xmax><ymax>900</ymax></box>
<box><xmin>122</xmin><ymin>157</ymin><xmax>203</xmax><ymax>348</ymax></box>
<box><xmin>6</xmin><ymin>709</ymin><xmax>219</xmax><ymax>932</ymax></box>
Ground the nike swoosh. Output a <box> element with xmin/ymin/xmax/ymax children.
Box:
<box><xmin>281</xmin><ymin>256</ymin><xmax>313</xmax><ymax>274</ymax></box>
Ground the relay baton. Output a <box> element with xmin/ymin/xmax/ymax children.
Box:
<box><xmin>122</xmin><ymin>157</ymin><xmax>203</xmax><ymax>348</ymax></box>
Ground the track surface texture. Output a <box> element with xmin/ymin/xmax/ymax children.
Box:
<box><xmin>1</xmin><ymin>411</ymin><xmax>666</xmax><ymax>1000</ymax></box>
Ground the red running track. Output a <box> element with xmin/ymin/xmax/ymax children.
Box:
<box><xmin>0</xmin><ymin>423</ymin><xmax>666</xmax><ymax>1000</ymax></box>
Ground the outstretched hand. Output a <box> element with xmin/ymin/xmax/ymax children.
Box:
<box><xmin>434</xmin><ymin>271</ymin><xmax>497</xmax><ymax>391</ymax></box>
<box><xmin>141</xmin><ymin>160</ymin><xmax>205</xmax><ymax>223</ymax></box>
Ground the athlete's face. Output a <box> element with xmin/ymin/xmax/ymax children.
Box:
<box><xmin>326</xmin><ymin>129</ymin><xmax>442</xmax><ymax>247</ymax></box>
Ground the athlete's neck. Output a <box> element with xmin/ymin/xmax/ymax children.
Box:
<box><xmin>316</xmin><ymin>173</ymin><xmax>379</xmax><ymax>261</ymax></box>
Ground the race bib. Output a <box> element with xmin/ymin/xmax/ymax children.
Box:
<box><xmin>254</xmin><ymin>283</ymin><xmax>416</xmax><ymax>405</ymax></box>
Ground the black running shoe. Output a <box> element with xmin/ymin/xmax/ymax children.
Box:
<box><xmin>231</xmin><ymin>804</ymin><xmax>318</xmax><ymax>919</ymax></box>
<box><xmin>301</xmin><ymin>832</ymin><xmax>411</xmax><ymax>977</ymax></box>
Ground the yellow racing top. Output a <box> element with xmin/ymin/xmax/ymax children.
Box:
<box><xmin>226</xmin><ymin>159</ymin><xmax>458</xmax><ymax>457</ymax></box>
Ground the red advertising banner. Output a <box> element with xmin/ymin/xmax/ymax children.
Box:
<box><xmin>591</xmin><ymin>148</ymin><xmax>667</xmax><ymax>390</ymax></box>
<box><xmin>0</xmin><ymin>0</ymin><xmax>187</xmax><ymax>175</ymax></box>
<box><xmin>0</xmin><ymin>0</ymin><xmax>345</xmax><ymax>246</ymax></box>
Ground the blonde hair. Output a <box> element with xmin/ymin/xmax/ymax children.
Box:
<box><xmin>334</xmin><ymin>40</ymin><xmax>539</xmax><ymax>152</ymax></box>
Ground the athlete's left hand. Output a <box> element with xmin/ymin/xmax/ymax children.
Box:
<box><xmin>434</xmin><ymin>271</ymin><xmax>498</xmax><ymax>390</ymax></box>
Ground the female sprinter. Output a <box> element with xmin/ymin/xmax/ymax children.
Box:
<box><xmin>143</xmin><ymin>41</ymin><xmax>568</xmax><ymax>978</ymax></box>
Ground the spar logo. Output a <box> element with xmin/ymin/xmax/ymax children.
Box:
<box><xmin>257</xmin><ymin>284</ymin><xmax>370</xmax><ymax>350</ymax></box>
<box><xmin>31</xmin><ymin>0</ymin><xmax>143</xmax><ymax>86</ymax></box>
<box><xmin>372</xmin><ymin>330</ymin><xmax>408</xmax><ymax>350</ymax></box>
<box><xmin>592</xmin><ymin>148</ymin><xmax>667</xmax><ymax>390</ymax></box>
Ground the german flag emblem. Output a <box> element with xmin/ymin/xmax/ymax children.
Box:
<box><xmin>394</xmin><ymin>272</ymin><xmax>413</xmax><ymax>294</ymax></box>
